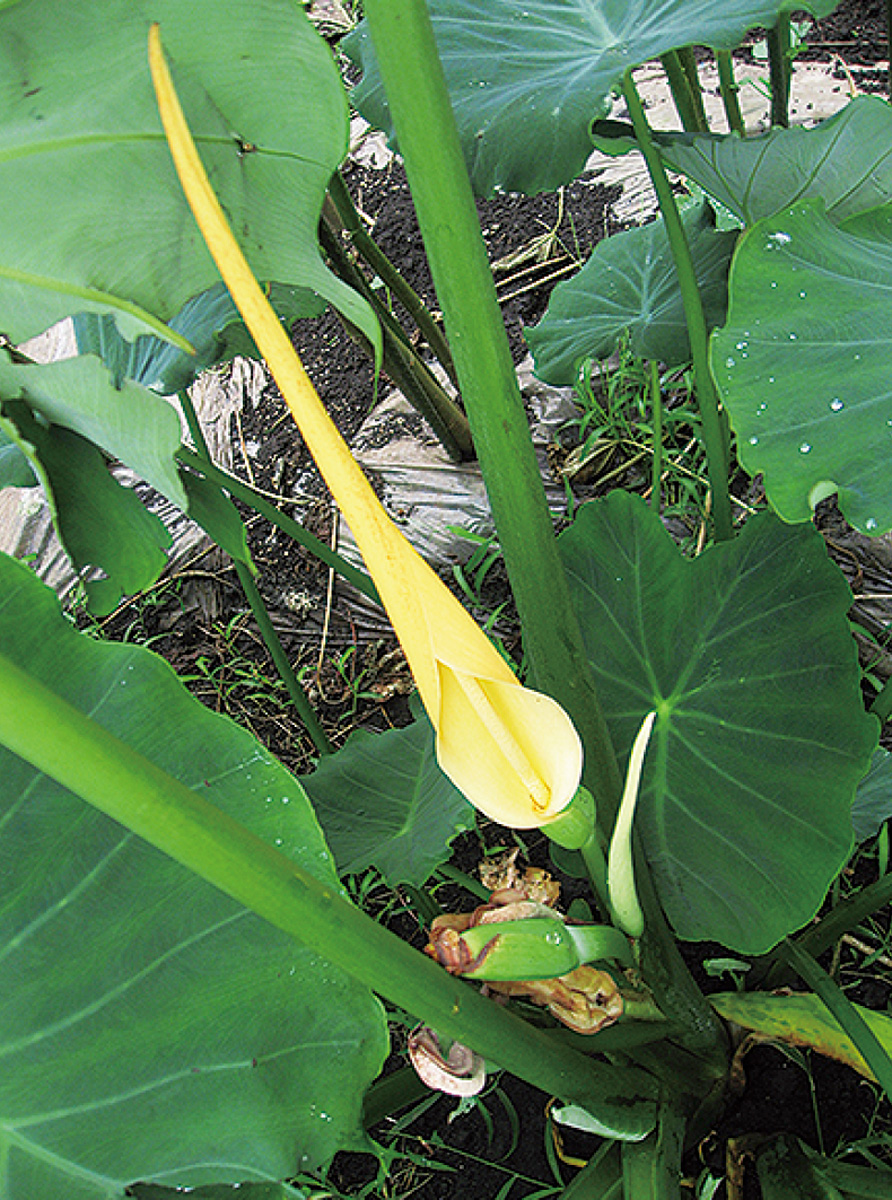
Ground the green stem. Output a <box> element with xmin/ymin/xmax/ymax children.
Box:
<box><xmin>779</xmin><ymin>938</ymin><xmax>892</xmax><ymax>1100</ymax></box>
<box><xmin>174</xmin><ymin>446</ymin><xmax>380</xmax><ymax>605</ymax></box>
<box><xmin>178</xmin><ymin>391</ymin><xmax>332</xmax><ymax>755</ymax></box>
<box><xmin>362</xmin><ymin>1067</ymin><xmax>431</xmax><ymax>1127</ymax></box>
<box><xmin>620</xmin><ymin>70</ymin><xmax>732</xmax><ymax>543</ymax></box>
<box><xmin>580</xmin><ymin>832</ymin><xmax>610</xmax><ymax>915</ymax></box>
<box><xmin>318</xmin><ymin>217</ymin><xmax>473</xmax><ymax>461</ymax></box>
<box><xmin>649</xmin><ymin>360</ymin><xmax>662</xmax><ymax>510</ymax></box>
<box><xmin>716</xmin><ymin>51</ymin><xmax>745</xmax><ymax>135</ymax></box>
<box><xmin>677</xmin><ymin>47</ymin><xmax>709</xmax><ymax>132</ymax></box>
<box><xmin>871</xmin><ymin>673</ymin><xmax>892</xmax><ymax>723</ymax></box>
<box><xmin>659</xmin><ymin>51</ymin><xmax>702</xmax><ymax>133</ymax></box>
<box><xmin>559</xmin><ymin>1141</ymin><xmax>622</xmax><ymax>1200</ymax></box>
<box><xmin>0</xmin><ymin>652</ymin><xmax>659</xmax><ymax>1133</ymax></box>
<box><xmin>361</xmin><ymin>0</ymin><xmax>623</xmax><ymax>818</ymax></box>
<box><xmin>235</xmin><ymin>562</ymin><xmax>332</xmax><ymax>754</ymax></box>
<box><xmin>767</xmin><ymin>15</ymin><xmax>792</xmax><ymax>128</ymax></box>
<box><xmin>435</xmin><ymin>862</ymin><xmax>491</xmax><ymax>902</ymax></box>
<box><xmin>622</xmin><ymin>1099</ymin><xmax>685</xmax><ymax>1200</ymax></box>
<box><xmin>634</xmin><ymin>840</ymin><xmax>728</xmax><ymax>1070</ymax></box>
<box><xmin>327</xmin><ymin>173</ymin><xmax>459</xmax><ymax>388</ymax></box>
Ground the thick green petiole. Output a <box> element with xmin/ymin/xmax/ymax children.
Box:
<box><xmin>317</xmin><ymin>215</ymin><xmax>473</xmax><ymax>461</ymax></box>
<box><xmin>649</xmin><ymin>360</ymin><xmax>662</xmax><ymax>509</ymax></box>
<box><xmin>716</xmin><ymin>50</ymin><xmax>745</xmax><ymax>135</ymax></box>
<box><xmin>326</xmin><ymin>172</ymin><xmax>459</xmax><ymax>388</ymax></box>
<box><xmin>0</xmin><ymin>650</ymin><xmax>659</xmax><ymax>1135</ymax></box>
<box><xmin>767</xmin><ymin>15</ymin><xmax>792</xmax><ymax>128</ymax></box>
<box><xmin>360</xmin><ymin>0</ymin><xmax>623</xmax><ymax>819</ymax></box>
<box><xmin>677</xmin><ymin>46</ymin><xmax>709</xmax><ymax>131</ymax></box>
<box><xmin>620</xmin><ymin>70</ymin><xmax>733</xmax><ymax>543</ymax></box>
<box><xmin>660</xmin><ymin>50</ymin><xmax>704</xmax><ymax>133</ymax></box>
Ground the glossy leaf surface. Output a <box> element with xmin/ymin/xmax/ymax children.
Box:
<box><xmin>712</xmin><ymin>198</ymin><xmax>892</xmax><ymax>535</ymax></box>
<box><xmin>0</xmin><ymin>554</ymin><xmax>387</xmax><ymax>1198</ymax></box>
<box><xmin>527</xmin><ymin>201</ymin><xmax>736</xmax><ymax>382</ymax></box>
<box><xmin>301</xmin><ymin>706</ymin><xmax>474</xmax><ymax>886</ymax></box>
<box><xmin>346</xmin><ymin>0</ymin><xmax>838</xmax><ymax>196</ymax></box>
<box><xmin>559</xmin><ymin>492</ymin><xmax>876</xmax><ymax>952</ymax></box>
<box><xmin>0</xmin><ymin>0</ymin><xmax>375</xmax><ymax>351</ymax></box>
<box><xmin>657</xmin><ymin>96</ymin><xmax>892</xmax><ymax>226</ymax></box>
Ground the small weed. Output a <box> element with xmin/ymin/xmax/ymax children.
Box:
<box><xmin>564</xmin><ymin>341</ymin><xmax>712</xmax><ymax>539</ymax></box>
<box><xmin>449</xmin><ymin>526</ymin><xmax>502</xmax><ymax>608</ymax></box>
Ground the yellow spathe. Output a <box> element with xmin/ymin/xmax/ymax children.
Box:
<box><xmin>148</xmin><ymin>26</ymin><xmax>582</xmax><ymax>828</ymax></box>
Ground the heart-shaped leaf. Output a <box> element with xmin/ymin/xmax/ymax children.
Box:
<box><xmin>655</xmin><ymin>96</ymin><xmax>892</xmax><ymax>227</ymax></box>
<box><xmin>559</xmin><ymin>491</ymin><xmax>876</xmax><ymax>953</ymax></box>
<box><xmin>0</xmin><ymin>0</ymin><xmax>375</xmax><ymax>354</ymax></box>
<box><xmin>301</xmin><ymin>706</ymin><xmax>474</xmax><ymax>887</ymax></box>
<box><xmin>346</xmin><ymin>0</ymin><xmax>838</xmax><ymax>196</ymax></box>
<box><xmin>526</xmin><ymin>201</ymin><xmax>736</xmax><ymax>383</ymax></box>
<box><xmin>0</xmin><ymin>553</ymin><xmax>388</xmax><ymax>1197</ymax></box>
<box><xmin>712</xmin><ymin>198</ymin><xmax>892</xmax><ymax>535</ymax></box>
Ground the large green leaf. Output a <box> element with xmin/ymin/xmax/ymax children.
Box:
<box><xmin>526</xmin><ymin>201</ymin><xmax>736</xmax><ymax>383</ymax></box>
<box><xmin>0</xmin><ymin>553</ymin><xmax>388</xmax><ymax>1198</ymax></box>
<box><xmin>301</xmin><ymin>704</ymin><xmax>474</xmax><ymax>887</ymax></box>
<box><xmin>0</xmin><ymin>0</ymin><xmax>375</xmax><ymax>352</ymax></box>
<box><xmin>559</xmin><ymin>491</ymin><xmax>877</xmax><ymax>953</ymax></box>
<box><xmin>0</xmin><ymin>401</ymin><xmax>171</xmax><ymax>614</ymax></box>
<box><xmin>712</xmin><ymin>198</ymin><xmax>892</xmax><ymax>535</ymax></box>
<box><xmin>345</xmin><ymin>0</ymin><xmax>839</xmax><ymax>196</ymax></box>
<box><xmin>654</xmin><ymin>96</ymin><xmax>892</xmax><ymax>227</ymax></box>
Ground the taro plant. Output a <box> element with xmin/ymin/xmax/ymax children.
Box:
<box><xmin>3</xmin><ymin>0</ymin><xmax>892</xmax><ymax>1197</ymax></box>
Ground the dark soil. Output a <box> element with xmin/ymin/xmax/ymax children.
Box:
<box><xmin>96</xmin><ymin>2</ymin><xmax>892</xmax><ymax>1196</ymax></box>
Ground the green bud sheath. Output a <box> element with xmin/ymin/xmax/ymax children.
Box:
<box><xmin>607</xmin><ymin>712</ymin><xmax>657</xmax><ymax>939</ymax></box>
<box><xmin>460</xmin><ymin>918</ymin><xmax>633</xmax><ymax>980</ymax></box>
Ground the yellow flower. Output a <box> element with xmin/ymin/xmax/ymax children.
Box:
<box><xmin>148</xmin><ymin>26</ymin><xmax>582</xmax><ymax>828</ymax></box>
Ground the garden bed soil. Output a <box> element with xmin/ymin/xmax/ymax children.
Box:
<box><xmin>97</xmin><ymin>3</ymin><xmax>892</xmax><ymax>1197</ymax></box>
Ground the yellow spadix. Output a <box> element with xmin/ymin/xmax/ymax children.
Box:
<box><xmin>148</xmin><ymin>26</ymin><xmax>582</xmax><ymax>828</ymax></box>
